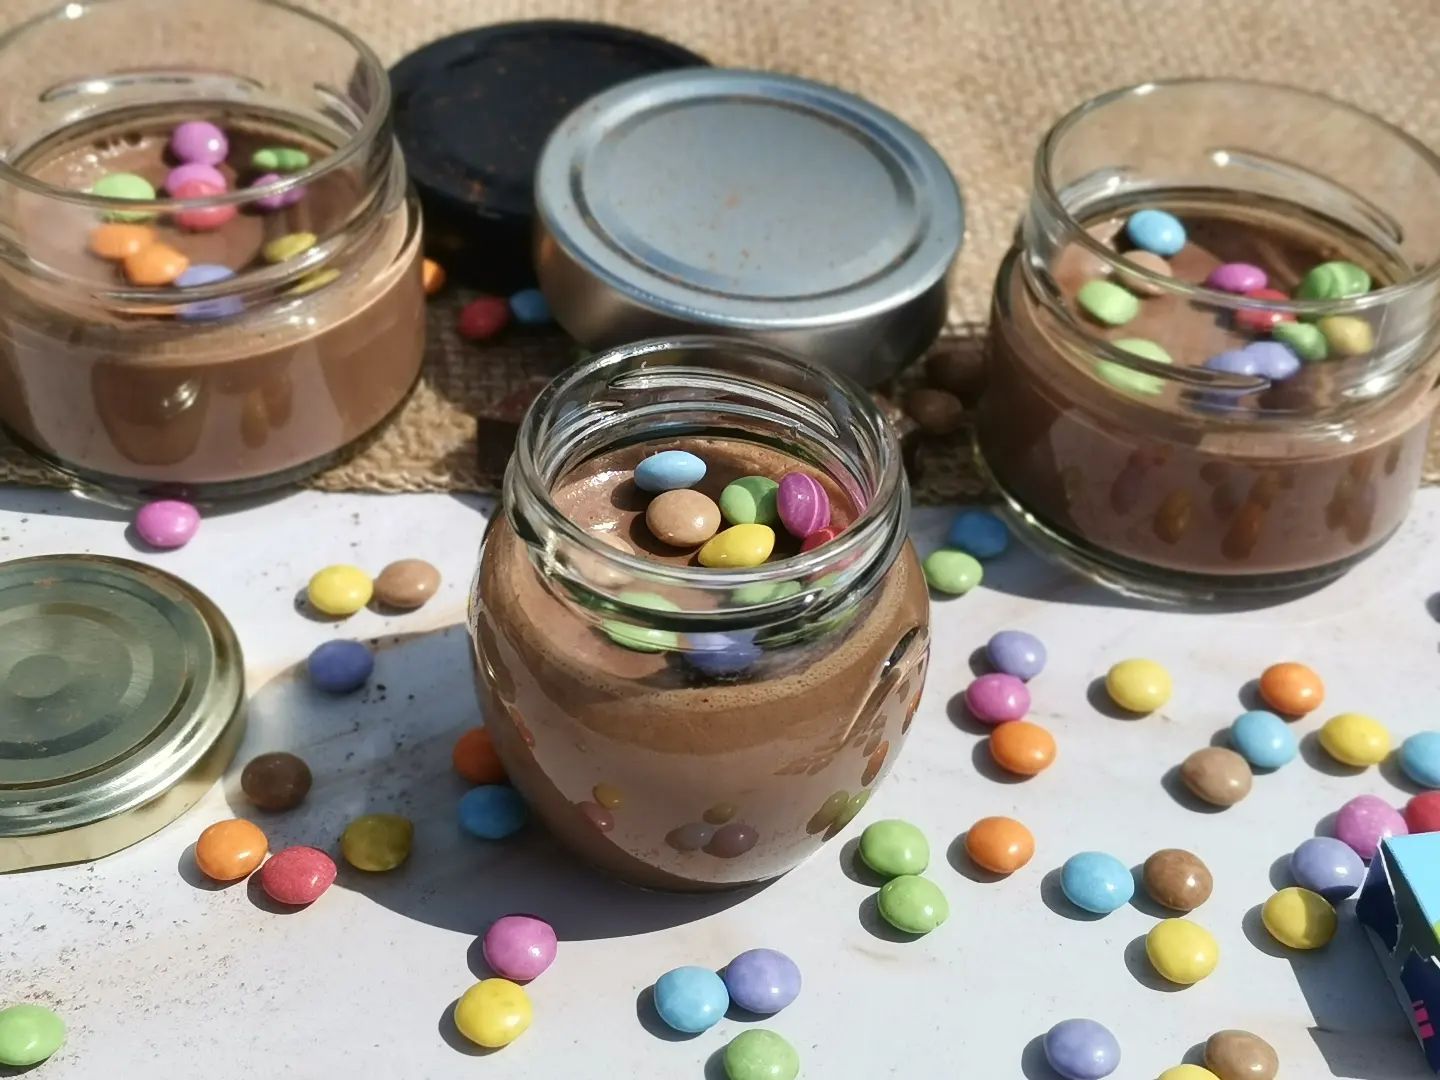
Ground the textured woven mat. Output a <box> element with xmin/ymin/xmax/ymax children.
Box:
<box><xmin>3</xmin><ymin>0</ymin><xmax>1439</xmax><ymax>499</ymax></box>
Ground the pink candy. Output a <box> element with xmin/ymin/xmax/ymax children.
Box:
<box><xmin>169</xmin><ymin>121</ymin><xmax>228</xmax><ymax>166</ymax></box>
<box><xmin>134</xmin><ymin>499</ymin><xmax>200</xmax><ymax>549</ymax></box>
<box><xmin>777</xmin><ymin>472</ymin><xmax>830</xmax><ymax>539</ymax></box>
<box><xmin>260</xmin><ymin>846</ymin><xmax>337</xmax><ymax>906</ymax></box>
<box><xmin>1233</xmin><ymin>288</ymin><xmax>1295</xmax><ymax>333</ymax></box>
<box><xmin>1206</xmin><ymin>262</ymin><xmax>1268</xmax><ymax>294</ymax></box>
<box><xmin>1335</xmin><ymin>794</ymin><xmax>1407</xmax><ymax>861</ymax></box>
<box><xmin>251</xmin><ymin>172</ymin><xmax>307</xmax><ymax>211</ymax></box>
<box><xmin>482</xmin><ymin>915</ymin><xmax>558</xmax><ymax>981</ymax></box>
<box><xmin>800</xmin><ymin>527</ymin><xmax>838</xmax><ymax>552</ymax></box>
<box><xmin>165</xmin><ymin>162</ymin><xmax>227</xmax><ymax>195</ymax></box>
<box><xmin>964</xmin><ymin>672</ymin><xmax>1030</xmax><ymax>725</ymax></box>
<box><xmin>173</xmin><ymin>179</ymin><xmax>237</xmax><ymax>232</ymax></box>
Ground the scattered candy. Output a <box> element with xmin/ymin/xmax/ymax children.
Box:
<box><xmin>876</xmin><ymin>873</ymin><xmax>950</xmax><ymax>933</ymax></box>
<box><xmin>965</xmin><ymin>816</ymin><xmax>1034</xmax><ymax>874</ymax></box>
<box><xmin>635</xmin><ymin>449</ymin><xmax>707</xmax><ymax>493</ymax></box>
<box><xmin>306</xmin><ymin>563</ymin><xmax>373</xmax><ymax>616</ymax></box>
<box><xmin>307</xmin><ymin>639</ymin><xmax>374</xmax><ymax>693</ymax></box>
<box><xmin>173</xmin><ymin>179</ymin><xmax>237</xmax><ymax>231</ymax></box>
<box><xmin>373</xmin><ymin>558</ymin><xmax>441</xmax><ymax>609</ymax></box>
<box><xmin>483</xmin><ymin>915</ymin><xmax>557</xmax><ymax>982</ymax></box>
<box><xmin>1401</xmin><ymin>732</ymin><xmax>1440</xmax><ymax>788</ymax></box>
<box><xmin>1142</xmin><ymin>849</ymin><xmax>1213</xmax><ymax>912</ymax></box>
<box><xmin>723</xmin><ymin>1029</ymin><xmax>800</xmax><ymax>1080</ymax></box>
<box><xmin>1180</xmin><ymin>747</ymin><xmax>1253</xmax><ymax>807</ymax></box>
<box><xmin>1317</xmin><ymin>315</ymin><xmax>1374</xmax><ymax>356</ymax></box>
<box><xmin>1126</xmin><ymin>208</ymin><xmax>1186</xmax><ymax>256</ymax></box>
<box><xmin>252</xmin><ymin>146</ymin><xmax>312</xmax><ymax>172</ymax></box>
<box><xmin>947</xmin><ymin>508</ymin><xmax>1009</xmax><ymax>558</ymax></box>
<box><xmin>1270</xmin><ymin>321</ymin><xmax>1329</xmax><ymax>362</ymax></box>
<box><xmin>508</xmin><ymin>287</ymin><xmax>552</xmax><ymax>325</ymax></box>
<box><xmin>719</xmin><ymin>476</ymin><xmax>780</xmax><ymax>526</ymax></box>
<box><xmin>776</xmin><ymin>472</ymin><xmax>831</xmax><ymax>539</ymax></box>
<box><xmin>124</xmin><ymin>242</ymin><xmax>189</xmax><ymax>286</ymax></box>
<box><xmin>240</xmin><ymin>751</ymin><xmax>313</xmax><ymax>811</ymax></box>
<box><xmin>1228</xmin><ymin>710</ymin><xmax>1297</xmax><ymax>769</ymax></box>
<box><xmin>800</xmin><ymin>527</ymin><xmax>837</xmax><ymax>552</ymax></box>
<box><xmin>646</xmin><ymin>488</ymin><xmax>722</xmax><ymax>548</ymax></box>
<box><xmin>452</xmin><ymin>727</ymin><xmax>506</xmax><ymax>784</ymax></box>
<box><xmin>602</xmin><ymin>590</ymin><xmax>680</xmax><ymax>652</ymax></box>
<box><xmin>262</xmin><ymin>231</ymin><xmax>317</xmax><ymax>263</ymax></box>
<box><xmin>1335</xmin><ymin>793</ymin><xmax>1406</xmax><ymax>860</ymax></box>
<box><xmin>169</xmin><ymin>120</ymin><xmax>228</xmax><ymax>164</ymax></box>
<box><xmin>133</xmin><ymin>498</ymin><xmax>200</xmax><ymax>548</ymax></box>
<box><xmin>1289</xmin><ymin>836</ymin><xmax>1365</xmax><ymax>901</ymax></box>
<box><xmin>986</xmin><ymin>629</ymin><xmax>1046</xmax><ymax>680</ymax></box>
<box><xmin>1098</xmin><ymin>337</ymin><xmax>1172</xmax><ymax>395</ymax></box>
<box><xmin>458</xmin><ymin>784</ymin><xmax>528</xmax><ymax>840</ymax></box>
<box><xmin>904</xmin><ymin>387</ymin><xmax>966</xmax><ymax>435</ymax></box>
<box><xmin>251</xmin><ymin>171</ymin><xmax>307</xmax><ymax>211</ymax></box>
<box><xmin>698</xmin><ymin>524</ymin><xmax>775</xmax><ymax>568</ymax></box>
<box><xmin>1105</xmin><ymin>658</ymin><xmax>1171</xmax><ymax>713</ymax></box>
<box><xmin>287</xmin><ymin>268</ymin><xmax>339</xmax><ymax>295</ymax></box>
<box><xmin>1043</xmin><ymin>1017</ymin><xmax>1121</xmax><ymax>1080</ymax></box>
<box><xmin>1060</xmin><ymin>851</ymin><xmax>1134</xmax><ymax>915</ymax></box>
<box><xmin>1232</xmin><ymin>288</ymin><xmax>1295</xmax><ymax>333</ymax></box>
<box><xmin>339</xmin><ymin>813</ymin><xmax>413</xmax><ymax>872</ymax></box>
<box><xmin>457</xmin><ymin>295</ymin><xmax>511</xmax><ymax>340</ymax></box>
<box><xmin>164</xmin><ymin>162</ymin><xmax>227</xmax><ymax>195</ymax></box>
<box><xmin>1407</xmin><ymin>791</ymin><xmax>1440</xmax><ymax>834</ymax></box>
<box><xmin>1077</xmin><ymin>279</ymin><xmax>1139</xmax><ymax>326</ymax></box>
<box><xmin>1158</xmin><ymin>1068</ymin><xmax>1220</xmax><ymax>1080</ymax></box>
<box><xmin>653</xmin><ymin>965</ymin><xmax>729</xmax><ymax>1033</ymax></box>
<box><xmin>1205</xmin><ymin>263</ymin><xmax>1267</xmax><ymax>294</ymax></box>
<box><xmin>1145</xmin><ymin>917</ymin><xmax>1219</xmax><ymax>984</ymax></box>
<box><xmin>1118</xmin><ymin>249</ymin><xmax>1172</xmax><ymax>295</ymax></box>
<box><xmin>454</xmin><ymin>978</ymin><xmax>532</xmax><ymax>1048</ymax></box>
<box><xmin>990</xmin><ymin>720</ymin><xmax>1056</xmax><ymax>776</ymax></box>
<box><xmin>1204</xmin><ymin>1029</ymin><xmax>1279</xmax><ymax>1080</ymax></box>
<box><xmin>260</xmin><ymin>845</ymin><xmax>336</xmax><ymax>905</ymax></box>
<box><xmin>1262</xmin><ymin>886</ymin><xmax>1337</xmax><ymax>949</ymax></box>
<box><xmin>1297</xmin><ymin>260</ymin><xmax>1371</xmax><ymax>301</ymax></box>
<box><xmin>965</xmin><ymin>672</ymin><xmax>1030</xmax><ymax>725</ymax></box>
<box><xmin>923</xmin><ymin>549</ymin><xmax>983</xmax><ymax>595</ymax></box>
<box><xmin>858</xmin><ymin>819</ymin><xmax>929</xmax><ymax>877</ymax></box>
<box><xmin>88</xmin><ymin>222</ymin><xmax>154</xmax><ymax>259</ymax></box>
<box><xmin>91</xmin><ymin>171</ymin><xmax>156</xmax><ymax>220</ymax></box>
<box><xmin>1204</xmin><ymin>342</ymin><xmax>1300</xmax><ymax>381</ymax></box>
<box><xmin>1319</xmin><ymin>712</ymin><xmax>1391</xmax><ymax>767</ymax></box>
<box><xmin>176</xmin><ymin>263</ymin><xmax>243</xmax><ymax>320</ymax></box>
<box><xmin>194</xmin><ymin>818</ymin><xmax>267</xmax><ymax>881</ymax></box>
<box><xmin>685</xmin><ymin>631</ymin><xmax>763</xmax><ymax>676</ymax></box>
<box><xmin>0</xmin><ymin>1004</ymin><xmax>65</xmax><ymax>1068</ymax></box>
<box><xmin>421</xmin><ymin>257</ymin><xmax>446</xmax><ymax>295</ymax></box>
<box><xmin>1257</xmin><ymin>661</ymin><xmax>1324</xmax><ymax>715</ymax></box>
<box><xmin>723</xmin><ymin>949</ymin><xmax>801</xmax><ymax>1015</ymax></box>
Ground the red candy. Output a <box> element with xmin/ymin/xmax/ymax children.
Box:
<box><xmin>1406</xmin><ymin>792</ymin><xmax>1440</xmax><ymax>834</ymax></box>
<box><xmin>259</xmin><ymin>845</ymin><xmax>337</xmax><ymax>906</ymax></box>
<box><xmin>173</xmin><ymin>180</ymin><xmax>237</xmax><ymax>232</ymax></box>
<box><xmin>800</xmin><ymin>527</ymin><xmax>837</xmax><ymax>552</ymax></box>
<box><xmin>1233</xmin><ymin>288</ymin><xmax>1295</xmax><ymax>333</ymax></box>
<box><xmin>457</xmin><ymin>295</ymin><xmax>511</xmax><ymax>341</ymax></box>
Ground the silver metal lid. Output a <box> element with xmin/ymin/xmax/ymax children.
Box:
<box><xmin>535</xmin><ymin>69</ymin><xmax>964</xmax><ymax>385</ymax></box>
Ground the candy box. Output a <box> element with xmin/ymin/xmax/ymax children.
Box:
<box><xmin>1357</xmin><ymin>834</ymin><xmax>1440</xmax><ymax>1072</ymax></box>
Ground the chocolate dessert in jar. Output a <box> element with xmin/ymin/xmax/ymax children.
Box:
<box><xmin>977</xmin><ymin>80</ymin><xmax>1440</xmax><ymax>601</ymax></box>
<box><xmin>0</xmin><ymin>0</ymin><xmax>424</xmax><ymax>497</ymax></box>
<box><xmin>471</xmin><ymin>337</ymin><xmax>930</xmax><ymax>889</ymax></box>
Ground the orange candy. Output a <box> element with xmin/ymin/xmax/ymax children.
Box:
<box><xmin>989</xmin><ymin>721</ymin><xmax>1056</xmax><ymax>776</ymax></box>
<box><xmin>421</xmin><ymin>257</ymin><xmax>446</xmax><ymax>296</ymax></box>
<box><xmin>452</xmin><ymin>726</ymin><xmax>506</xmax><ymax>785</ymax></box>
<box><xmin>965</xmin><ymin>815</ymin><xmax>1035</xmax><ymax>874</ymax></box>
<box><xmin>123</xmin><ymin>243</ymin><xmax>189</xmax><ymax>286</ymax></box>
<box><xmin>1258</xmin><ymin>662</ymin><xmax>1324</xmax><ymax>716</ymax></box>
<box><xmin>89</xmin><ymin>223</ymin><xmax>156</xmax><ymax>260</ymax></box>
<box><xmin>194</xmin><ymin>819</ymin><xmax>268</xmax><ymax>882</ymax></box>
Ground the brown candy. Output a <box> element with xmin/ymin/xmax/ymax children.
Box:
<box><xmin>644</xmin><ymin>489</ymin><xmax>721</xmax><ymax>548</ymax></box>
<box><xmin>1143</xmin><ymin>848</ymin><xmax>1214</xmax><ymax>912</ymax></box>
<box><xmin>1180</xmin><ymin>746</ymin><xmax>1253</xmax><ymax>807</ymax></box>
<box><xmin>1204</xmin><ymin>1029</ymin><xmax>1279</xmax><ymax>1080</ymax></box>
<box><xmin>374</xmin><ymin>558</ymin><xmax>441</xmax><ymax>609</ymax></box>
<box><xmin>1116</xmin><ymin>250</ymin><xmax>1173</xmax><ymax>296</ymax></box>
<box><xmin>240</xmin><ymin>752</ymin><xmax>313</xmax><ymax>811</ymax></box>
<box><xmin>903</xmin><ymin>387</ymin><xmax>966</xmax><ymax>436</ymax></box>
<box><xmin>923</xmin><ymin>348</ymin><xmax>986</xmax><ymax>401</ymax></box>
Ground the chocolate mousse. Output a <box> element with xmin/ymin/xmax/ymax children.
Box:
<box><xmin>473</xmin><ymin>437</ymin><xmax>930</xmax><ymax>889</ymax></box>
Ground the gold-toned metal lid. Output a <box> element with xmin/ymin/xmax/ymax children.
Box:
<box><xmin>0</xmin><ymin>554</ymin><xmax>244</xmax><ymax>871</ymax></box>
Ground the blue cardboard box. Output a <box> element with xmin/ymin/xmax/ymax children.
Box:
<box><xmin>1357</xmin><ymin>833</ymin><xmax>1440</xmax><ymax>1072</ymax></box>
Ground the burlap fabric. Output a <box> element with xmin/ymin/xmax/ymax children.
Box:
<box><xmin>2</xmin><ymin>0</ymin><xmax>1438</xmax><ymax>499</ymax></box>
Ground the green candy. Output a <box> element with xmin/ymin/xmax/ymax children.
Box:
<box><xmin>1271</xmin><ymin>321</ymin><xmax>1329</xmax><ymax>362</ymax></box>
<box><xmin>859</xmin><ymin>819</ymin><xmax>930</xmax><ymax>877</ymax></box>
<box><xmin>1297</xmin><ymin>260</ymin><xmax>1371</xmax><ymax>301</ymax></box>
<box><xmin>723</xmin><ymin>1029</ymin><xmax>800</xmax><ymax>1080</ymax></box>
<box><xmin>0</xmin><ymin>1004</ymin><xmax>65</xmax><ymax>1067</ymax></box>
<box><xmin>922</xmin><ymin>549</ymin><xmax>982</xmax><ymax>595</ymax></box>
<box><xmin>90</xmin><ymin>171</ymin><xmax>156</xmax><ymax>222</ymax></box>
<box><xmin>251</xmin><ymin>146</ymin><xmax>312</xmax><ymax>172</ymax></box>
<box><xmin>877</xmin><ymin>874</ymin><xmax>949</xmax><ymax>934</ymax></box>
<box><xmin>1097</xmin><ymin>337</ymin><xmax>1172</xmax><ymax>395</ymax></box>
<box><xmin>719</xmin><ymin>476</ymin><xmax>780</xmax><ymax>526</ymax></box>
<box><xmin>731</xmin><ymin>579</ymin><xmax>801</xmax><ymax>605</ymax></box>
<box><xmin>1076</xmin><ymin>279</ymin><xmax>1139</xmax><ymax>326</ymax></box>
<box><xmin>601</xmin><ymin>590</ymin><xmax>679</xmax><ymax>653</ymax></box>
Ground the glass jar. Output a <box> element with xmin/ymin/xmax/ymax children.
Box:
<box><xmin>976</xmin><ymin>79</ymin><xmax>1440</xmax><ymax>602</ymax></box>
<box><xmin>470</xmin><ymin>337</ymin><xmax>930</xmax><ymax>890</ymax></box>
<box><xmin>0</xmin><ymin>0</ymin><xmax>424</xmax><ymax>498</ymax></box>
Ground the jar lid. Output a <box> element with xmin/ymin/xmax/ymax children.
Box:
<box><xmin>390</xmin><ymin>20</ymin><xmax>709</xmax><ymax>291</ymax></box>
<box><xmin>0</xmin><ymin>555</ymin><xmax>244</xmax><ymax>872</ymax></box>
<box><xmin>534</xmin><ymin>69</ymin><xmax>965</xmax><ymax>385</ymax></box>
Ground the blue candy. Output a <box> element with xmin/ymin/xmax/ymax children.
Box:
<box><xmin>306</xmin><ymin>639</ymin><xmax>374</xmax><ymax>693</ymax></box>
<box><xmin>634</xmin><ymin>450</ymin><xmax>706</xmax><ymax>493</ymax></box>
<box><xmin>458</xmin><ymin>785</ymin><xmax>529</xmax><ymax>840</ymax></box>
<box><xmin>1289</xmin><ymin>836</ymin><xmax>1365</xmax><ymax>901</ymax></box>
<box><xmin>986</xmin><ymin>629</ymin><xmax>1046</xmax><ymax>681</ymax></box>
<box><xmin>1204</xmin><ymin>342</ymin><xmax>1300</xmax><ymax>381</ymax></box>
<box><xmin>1060</xmin><ymin>851</ymin><xmax>1134</xmax><ymax>915</ymax></box>
<box><xmin>1125</xmin><ymin>209</ymin><xmax>1186</xmax><ymax>257</ymax></box>
<box><xmin>1229</xmin><ymin>710</ymin><xmax>1298</xmax><ymax>770</ymax></box>
<box><xmin>947</xmin><ymin>509</ymin><xmax>1009</xmax><ymax>559</ymax></box>
<box><xmin>508</xmin><ymin>287</ymin><xmax>552</xmax><ymax>325</ymax></box>
<box><xmin>652</xmin><ymin>966</ymin><xmax>729</xmax><ymax>1033</ymax></box>
<box><xmin>685</xmin><ymin>631</ymin><xmax>762</xmax><ymax>676</ymax></box>
<box><xmin>176</xmin><ymin>263</ymin><xmax>243</xmax><ymax>321</ymax></box>
<box><xmin>1401</xmin><ymin>732</ymin><xmax>1440</xmax><ymax>788</ymax></box>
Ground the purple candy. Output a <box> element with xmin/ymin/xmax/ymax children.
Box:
<box><xmin>685</xmin><ymin>631</ymin><xmax>762</xmax><ymax>676</ymax></box>
<box><xmin>776</xmin><ymin>472</ymin><xmax>830</xmax><ymax>539</ymax></box>
<box><xmin>169</xmin><ymin>120</ymin><xmax>228</xmax><ymax>165</ymax></box>
<box><xmin>482</xmin><ymin>915</ymin><xmax>557</xmax><ymax>982</ymax></box>
<box><xmin>1044</xmin><ymin>1018</ymin><xmax>1120</xmax><ymax>1080</ymax></box>
<box><xmin>1334</xmin><ymin>794</ymin><xmax>1408</xmax><ymax>861</ymax></box>
<box><xmin>1204</xmin><ymin>342</ymin><xmax>1300</xmax><ymax>381</ymax></box>
<box><xmin>165</xmin><ymin>162</ymin><xmax>227</xmax><ymax>195</ymax></box>
<box><xmin>1205</xmin><ymin>262</ymin><xmax>1268</xmax><ymax>294</ymax></box>
<box><xmin>986</xmin><ymin>629</ymin><xmax>1046</xmax><ymax>681</ymax></box>
<box><xmin>722</xmin><ymin>948</ymin><xmax>801</xmax><ymax>1015</ymax></box>
<box><xmin>251</xmin><ymin>172</ymin><xmax>307</xmax><ymax>211</ymax></box>
<box><xmin>134</xmin><ymin>499</ymin><xmax>200</xmax><ymax>549</ymax></box>
<box><xmin>176</xmin><ymin>263</ymin><xmax>243</xmax><ymax>321</ymax></box>
<box><xmin>964</xmin><ymin>672</ymin><xmax>1030</xmax><ymax>725</ymax></box>
<box><xmin>1290</xmin><ymin>836</ymin><xmax>1366</xmax><ymax>901</ymax></box>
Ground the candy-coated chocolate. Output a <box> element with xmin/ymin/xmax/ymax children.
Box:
<box><xmin>653</xmin><ymin>966</ymin><xmax>729</xmax><ymax>1033</ymax></box>
<box><xmin>1232</xmin><ymin>288</ymin><xmax>1295</xmax><ymax>333</ymax></box>
<box><xmin>905</xmin><ymin>386</ymin><xmax>966</xmax><ymax>435</ymax></box>
<box><xmin>173</xmin><ymin>179</ymin><xmax>237</xmax><ymax>231</ymax></box>
<box><xmin>124</xmin><ymin>242</ymin><xmax>189</xmax><ymax>286</ymax></box>
<box><xmin>731</xmin><ymin>580</ymin><xmax>802</xmax><ymax>605</ymax></box>
<box><xmin>306</xmin><ymin>639</ymin><xmax>373</xmax><ymax>693</ymax></box>
<box><xmin>1158</xmin><ymin>1068</ymin><xmax>1220</xmax><ymax>1080</ymax></box>
<box><xmin>454</xmin><ymin>979</ymin><xmax>532</xmax><ymax>1048</ymax></box>
<box><xmin>1262</xmin><ymin>886</ymin><xmax>1336</xmax><ymax>949</ymax></box>
<box><xmin>1317</xmin><ymin>315</ymin><xmax>1374</xmax><ymax>356</ymax></box>
<box><xmin>723</xmin><ymin>949</ymin><xmax>801</xmax><ymax>1015</ymax></box>
<box><xmin>240</xmin><ymin>752</ymin><xmax>312</xmax><ymax>811</ymax></box>
<box><xmin>164</xmin><ymin>161</ymin><xmax>226</xmax><ymax>194</ymax></box>
<box><xmin>194</xmin><ymin>818</ymin><xmax>267</xmax><ymax>881</ymax></box>
<box><xmin>1126</xmin><ymin>208</ymin><xmax>1186</xmax><ymax>256</ymax></box>
<box><xmin>286</xmin><ymin>268</ymin><xmax>338</xmax><ymax>295</ymax></box>
<box><xmin>1334</xmin><ymin>794</ymin><xmax>1406</xmax><ymax>860</ymax></box>
<box><xmin>1319</xmin><ymin>712</ymin><xmax>1391</xmax><ymax>766</ymax></box>
<box><xmin>723</xmin><ymin>1029</ymin><xmax>800</xmax><ymax>1080</ymax></box>
<box><xmin>965</xmin><ymin>816</ymin><xmax>1034</xmax><ymax>874</ymax></box>
<box><xmin>923</xmin><ymin>549</ymin><xmax>983</xmax><ymax>594</ymax></box>
<box><xmin>1105</xmin><ymin>658</ymin><xmax>1172</xmax><ymax>712</ymax></box>
<box><xmin>646</xmin><ymin>488</ymin><xmax>722</xmax><ymax>548</ymax></box>
<box><xmin>91</xmin><ymin>171</ymin><xmax>156</xmax><ymax>220</ymax></box>
<box><xmin>1297</xmin><ymin>260</ymin><xmax>1371</xmax><ymax>300</ymax></box>
<box><xmin>0</xmin><ymin>1004</ymin><xmax>65</xmax><ymax>1068</ymax></box>
<box><xmin>1258</xmin><ymin>661</ymin><xmax>1324</xmax><ymax>715</ymax></box>
<box><xmin>800</xmin><ymin>527</ymin><xmax>837</xmax><ymax>552</ymax></box>
<box><xmin>1078</xmin><ymin>279</ymin><xmax>1139</xmax><ymax>325</ymax></box>
<box><xmin>685</xmin><ymin>631</ymin><xmax>763</xmax><ymax>676</ymax></box>
<box><xmin>459</xmin><ymin>785</ymin><xmax>528</xmax><ymax>840</ymax></box>
<box><xmin>602</xmin><ymin>590</ymin><xmax>680</xmax><ymax>652</ymax></box>
<box><xmin>1099</xmin><ymin>337</ymin><xmax>1172</xmax><ymax>395</ymax></box>
<box><xmin>1205</xmin><ymin>341</ymin><xmax>1299</xmax><ymax>381</ymax></box>
<box><xmin>987</xmin><ymin>629</ymin><xmax>1046</xmax><ymax>680</ymax></box>
<box><xmin>635</xmin><ymin>449</ymin><xmax>707</xmax><ymax>492</ymax></box>
<box><xmin>1289</xmin><ymin>836</ymin><xmax>1364</xmax><ymax>901</ymax></box>
<box><xmin>421</xmin><ymin>257</ymin><xmax>446</xmax><ymax>295</ymax></box>
<box><xmin>170</xmin><ymin>120</ymin><xmax>228</xmax><ymax>164</ymax></box>
<box><xmin>876</xmin><ymin>873</ymin><xmax>950</xmax><ymax>933</ymax></box>
<box><xmin>483</xmin><ymin>915</ymin><xmax>557</xmax><ymax>981</ymax></box>
<box><xmin>706</xmin><ymin>822</ymin><xmax>759</xmax><ymax>858</ymax></box>
<box><xmin>133</xmin><ymin>499</ymin><xmax>200</xmax><ymax>548</ymax></box>
<box><xmin>452</xmin><ymin>727</ymin><xmax>505</xmax><ymax>784</ymax></box>
<box><xmin>1205</xmin><ymin>262</ymin><xmax>1267</xmax><ymax>294</ymax></box>
<box><xmin>260</xmin><ymin>845</ymin><xmax>336</xmax><ymax>905</ymax></box>
<box><xmin>1060</xmin><ymin>851</ymin><xmax>1134</xmax><ymax>914</ymax></box>
<box><xmin>89</xmin><ymin>222</ymin><xmax>155</xmax><ymax>260</ymax></box>
<box><xmin>1204</xmin><ymin>1029</ymin><xmax>1279</xmax><ymax>1080</ymax></box>
<box><xmin>1401</xmin><ymin>732</ymin><xmax>1440</xmax><ymax>788</ymax></box>
<box><xmin>990</xmin><ymin>720</ymin><xmax>1056</xmax><ymax>775</ymax></box>
<box><xmin>1181</xmin><ymin>747</ymin><xmax>1252</xmax><ymax>807</ymax></box>
<box><xmin>262</xmin><ymin>231</ymin><xmax>317</xmax><ymax>263</ymax></box>
<box><xmin>1143</xmin><ymin>849</ymin><xmax>1212</xmax><ymax>912</ymax></box>
<box><xmin>666</xmin><ymin>822</ymin><xmax>715</xmax><ymax>851</ymax></box>
<box><xmin>508</xmin><ymin>287</ymin><xmax>551</xmax><ymax>325</ymax></box>
<box><xmin>776</xmin><ymin>472</ymin><xmax>831</xmax><ymax>539</ymax></box>
<box><xmin>1228</xmin><ymin>710</ymin><xmax>1297</xmax><ymax>769</ymax></box>
<box><xmin>1406</xmin><ymin>791</ymin><xmax>1440</xmax><ymax>834</ymax></box>
<box><xmin>457</xmin><ymin>295</ymin><xmax>510</xmax><ymax>339</ymax></box>
<box><xmin>1270</xmin><ymin>320</ymin><xmax>1328</xmax><ymax>361</ymax></box>
<box><xmin>251</xmin><ymin>146</ymin><xmax>311</xmax><ymax>172</ymax></box>
<box><xmin>176</xmin><ymin>262</ymin><xmax>243</xmax><ymax>320</ymax></box>
<box><xmin>341</xmin><ymin>813</ymin><xmax>413</xmax><ymax>871</ymax></box>
<box><xmin>1044</xmin><ymin>1017</ymin><xmax>1121</xmax><ymax>1080</ymax></box>
<box><xmin>306</xmin><ymin>564</ymin><xmax>373</xmax><ymax>616</ymax></box>
<box><xmin>251</xmin><ymin>172</ymin><xmax>306</xmax><ymax>211</ymax></box>
<box><xmin>947</xmin><ymin>508</ymin><xmax>1009</xmax><ymax>557</ymax></box>
<box><xmin>859</xmin><ymin>819</ymin><xmax>929</xmax><ymax>877</ymax></box>
<box><xmin>1145</xmin><ymin>918</ymin><xmax>1219</xmax><ymax>984</ymax></box>
<box><xmin>719</xmin><ymin>476</ymin><xmax>780</xmax><ymax>526</ymax></box>
<box><xmin>965</xmin><ymin>672</ymin><xmax>1030</xmax><ymax>725</ymax></box>
<box><xmin>1118</xmin><ymin>249</ymin><xmax>1172</xmax><ymax>295</ymax></box>
<box><xmin>374</xmin><ymin>558</ymin><xmax>441</xmax><ymax>609</ymax></box>
<box><xmin>698</xmin><ymin>524</ymin><xmax>775</xmax><ymax>568</ymax></box>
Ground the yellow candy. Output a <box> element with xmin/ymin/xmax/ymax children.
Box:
<box><xmin>1158</xmin><ymin>1068</ymin><xmax>1220</xmax><ymax>1080</ymax></box>
<box><xmin>1262</xmin><ymin>886</ymin><xmax>1337</xmax><ymax>949</ymax></box>
<box><xmin>1317</xmin><ymin>315</ymin><xmax>1374</xmax><ymax>357</ymax></box>
<box><xmin>1319</xmin><ymin>712</ymin><xmax>1390</xmax><ymax>766</ymax></box>
<box><xmin>1105</xmin><ymin>658</ymin><xmax>1172</xmax><ymax>713</ymax></box>
<box><xmin>697</xmin><ymin>524</ymin><xmax>775</xmax><ymax>569</ymax></box>
<box><xmin>1145</xmin><ymin>918</ymin><xmax>1219</xmax><ymax>985</ymax></box>
<box><xmin>340</xmin><ymin>813</ymin><xmax>413</xmax><ymax>872</ymax></box>
<box><xmin>307</xmin><ymin>564</ymin><xmax>373</xmax><ymax>616</ymax></box>
<box><xmin>453</xmin><ymin>978</ymin><xmax>532</xmax><ymax>1048</ymax></box>
<box><xmin>287</xmin><ymin>268</ymin><xmax>340</xmax><ymax>295</ymax></box>
<box><xmin>262</xmin><ymin>231</ymin><xmax>317</xmax><ymax>264</ymax></box>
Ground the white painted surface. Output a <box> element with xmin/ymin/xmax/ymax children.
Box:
<box><xmin>2</xmin><ymin>485</ymin><xmax>1438</xmax><ymax>1080</ymax></box>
